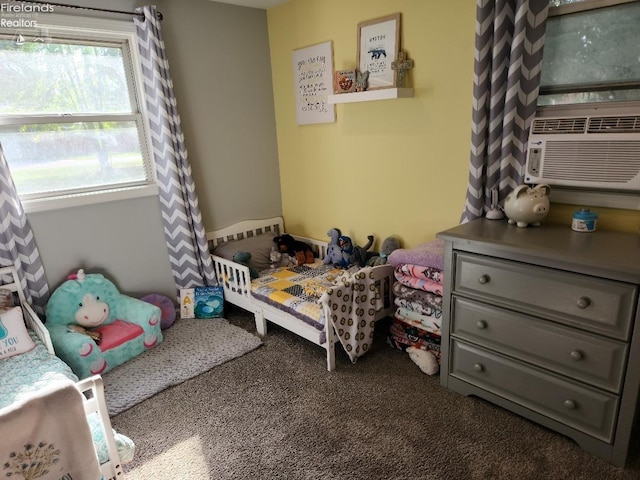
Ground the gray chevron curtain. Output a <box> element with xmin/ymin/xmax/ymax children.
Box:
<box><xmin>0</xmin><ymin>144</ymin><xmax>49</xmax><ymax>314</ymax></box>
<box><xmin>461</xmin><ymin>0</ymin><xmax>549</xmax><ymax>222</ymax></box>
<box><xmin>134</xmin><ymin>6</ymin><xmax>216</xmax><ymax>294</ymax></box>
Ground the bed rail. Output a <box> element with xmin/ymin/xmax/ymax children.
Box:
<box><xmin>207</xmin><ymin>216</ymin><xmax>284</xmax><ymax>251</ymax></box>
<box><xmin>0</xmin><ymin>264</ymin><xmax>54</xmax><ymax>355</ymax></box>
<box><xmin>77</xmin><ymin>375</ymin><xmax>124</xmax><ymax>480</ymax></box>
<box><xmin>211</xmin><ymin>254</ymin><xmax>255</xmax><ymax>311</ymax></box>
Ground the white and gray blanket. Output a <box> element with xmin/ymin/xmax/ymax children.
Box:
<box><xmin>0</xmin><ymin>378</ymin><xmax>102</xmax><ymax>480</ymax></box>
<box><xmin>321</xmin><ymin>267</ymin><xmax>382</xmax><ymax>363</ymax></box>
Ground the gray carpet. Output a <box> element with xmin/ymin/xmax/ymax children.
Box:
<box><xmin>111</xmin><ymin>307</ymin><xmax>640</xmax><ymax>479</ymax></box>
<box><xmin>102</xmin><ymin>317</ymin><xmax>262</xmax><ymax>415</ymax></box>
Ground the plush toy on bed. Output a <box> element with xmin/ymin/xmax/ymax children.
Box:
<box><xmin>337</xmin><ymin>235</ymin><xmax>355</xmax><ymax>268</ymax></box>
<box><xmin>352</xmin><ymin>235</ymin><xmax>375</xmax><ymax>267</ymax></box>
<box><xmin>273</xmin><ymin>234</ymin><xmax>315</xmax><ymax>266</ymax></box>
<box><xmin>366</xmin><ymin>236</ymin><xmax>401</xmax><ymax>267</ymax></box>
<box><xmin>324</xmin><ymin>228</ymin><xmax>344</xmax><ymax>266</ymax></box>
<box><xmin>233</xmin><ymin>251</ymin><xmax>260</xmax><ymax>279</ymax></box>
<box><xmin>45</xmin><ymin>268</ymin><xmax>162</xmax><ymax>380</ymax></box>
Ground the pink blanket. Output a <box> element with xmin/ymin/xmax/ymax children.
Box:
<box><xmin>394</xmin><ymin>271</ymin><xmax>443</xmax><ymax>296</ymax></box>
<box><xmin>395</xmin><ymin>264</ymin><xmax>443</xmax><ymax>284</ymax></box>
<box><xmin>388</xmin><ymin>238</ymin><xmax>445</xmax><ymax>270</ymax></box>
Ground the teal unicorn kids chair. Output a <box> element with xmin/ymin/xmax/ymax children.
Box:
<box><xmin>46</xmin><ymin>269</ymin><xmax>163</xmax><ymax>379</ymax></box>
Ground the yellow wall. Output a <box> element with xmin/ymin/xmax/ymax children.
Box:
<box><xmin>267</xmin><ymin>0</ymin><xmax>476</xmax><ymax>249</ymax></box>
<box><xmin>547</xmin><ymin>204</ymin><xmax>640</xmax><ymax>234</ymax></box>
<box><xmin>267</xmin><ymin>0</ymin><xmax>640</xmax><ymax>247</ymax></box>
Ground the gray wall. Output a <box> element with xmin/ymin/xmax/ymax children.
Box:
<box><xmin>25</xmin><ymin>0</ymin><xmax>282</xmax><ymax>297</ymax></box>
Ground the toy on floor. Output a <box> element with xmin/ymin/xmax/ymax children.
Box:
<box><xmin>46</xmin><ymin>268</ymin><xmax>163</xmax><ymax>379</ymax></box>
<box><xmin>140</xmin><ymin>293</ymin><xmax>177</xmax><ymax>330</ymax></box>
<box><xmin>273</xmin><ymin>234</ymin><xmax>315</xmax><ymax>265</ymax></box>
<box><xmin>407</xmin><ymin>346</ymin><xmax>439</xmax><ymax>375</ymax></box>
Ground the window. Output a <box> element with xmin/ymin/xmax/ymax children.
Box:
<box><xmin>539</xmin><ymin>0</ymin><xmax>640</xmax><ymax>107</ymax></box>
<box><xmin>0</xmin><ymin>15</ymin><xmax>156</xmax><ymax>212</ymax></box>
<box><xmin>532</xmin><ymin>0</ymin><xmax>640</xmax><ymax>209</ymax></box>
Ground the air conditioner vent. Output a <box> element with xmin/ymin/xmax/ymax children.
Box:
<box><xmin>531</xmin><ymin>117</ymin><xmax>587</xmax><ymax>135</ymax></box>
<box><xmin>541</xmin><ymin>139</ymin><xmax>640</xmax><ymax>183</ymax></box>
<box><xmin>588</xmin><ymin>115</ymin><xmax>640</xmax><ymax>133</ymax></box>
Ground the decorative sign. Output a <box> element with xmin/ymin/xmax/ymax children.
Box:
<box><xmin>357</xmin><ymin>13</ymin><xmax>401</xmax><ymax>90</ymax></box>
<box><xmin>292</xmin><ymin>40</ymin><xmax>335</xmax><ymax>125</ymax></box>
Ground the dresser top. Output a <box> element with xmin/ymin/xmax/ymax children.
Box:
<box><xmin>437</xmin><ymin>219</ymin><xmax>640</xmax><ymax>282</ymax></box>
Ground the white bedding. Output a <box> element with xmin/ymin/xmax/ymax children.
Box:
<box><xmin>0</xmin><ymin>377</ymin><xmax>102</xmax><ymax>480</ymax></box>
<box><xmin>0</xmin><ymin>331</ymin><xmax>135</xmax><ymax>465</ymax></box>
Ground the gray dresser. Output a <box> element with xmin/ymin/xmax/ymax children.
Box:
<box><xmin>437</xmin><ymin>219</ymin><xmax>640</xmax><ymax>467</ymax></box>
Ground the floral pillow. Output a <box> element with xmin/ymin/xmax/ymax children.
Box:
<box><xmin>0</xmin><ymin>306</ymin><xmax>36</xmax><ymax>360</ymax></box>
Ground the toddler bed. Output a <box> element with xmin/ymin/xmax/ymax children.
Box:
<box><xmin>207</xmin><ymin>217</ymin><xmax>395</xmax><ymax>370</ymax></box>
<box><xmin>0</xmin><ymin>264</ymin><xmax>130</xmax><ymax>480</ymax></box>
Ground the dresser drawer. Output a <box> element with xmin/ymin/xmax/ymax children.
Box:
<box><xmin>450</xmin><ymin>340</ymin><xmax>619</xmax><ymax>443</ymax></box>
<box><xmin>453</xmin><ymin>253</ymin><xmax>637</xmax><ymax>340</ymax></box>
<box><xmin>451</xmin><ymin>297</ymin><xmax>628</xmax><ymax>393</ymax></box>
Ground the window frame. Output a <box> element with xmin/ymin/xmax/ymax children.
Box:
<box><xmin>536</xmin><ymin>0</ymin><xmax>640</xmax><ymax>210</ymax></box>
<box><xmin>0</xmin><ymin>14</ymin><xmax>158</xmax><ymax>213</ymax></box>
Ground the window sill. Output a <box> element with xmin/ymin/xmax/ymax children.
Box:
<box><xmin>549</xmin><ymin>187</ymin><xmax>640</xmax><ymax>211</ymax></box>
<box><xmin>22</xmin><ymin>184</ymin><xmax>159</xmax><ymax>214</ymax></box>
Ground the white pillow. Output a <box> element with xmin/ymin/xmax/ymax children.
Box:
<box><xmin>0</xmin><ymin>306</ymin><xmax>36</xmax><ymax>360</ymax></box>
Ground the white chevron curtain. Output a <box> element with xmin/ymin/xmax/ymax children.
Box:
<box><xmin>461</xmin><ymin>0</ymin><xmax>549</xmax><ymax>222</ymax></box>
<box><xmin>134</xmin><ymin>6</ymin><xmax>216</xmax><ymax>294</ymax></box>
<box><xmin>0</xmin><ymin>144</ymin><xmax>49</xmax><ymax>314</ymax></box>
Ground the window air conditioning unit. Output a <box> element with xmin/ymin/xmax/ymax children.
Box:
<box><xmin>524</xmin><ymin>114</ymin><xmax>640</xmax><ymax>191</ymax></box>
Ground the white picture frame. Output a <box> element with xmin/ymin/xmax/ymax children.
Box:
<box><xmin>292</xmin><ymin>40</ymin><xmax>336</xmax><ymax>125</ymax></box>
<box><xmin>356</xmin><ymin>13</ymin><xmax>401</xmax><ymax>90</ymax></box>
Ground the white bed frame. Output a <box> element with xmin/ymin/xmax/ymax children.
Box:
<box><xmin>207</xmin><ymin>217</ymin><xmax>395</xmax><ymax>371</ymax></box>
<box><xmin>0</xmin><ymin>264</ymin><xmax>125</xmax><ymax>480</ymax></box>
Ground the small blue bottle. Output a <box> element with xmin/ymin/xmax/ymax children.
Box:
<box><xmin>572</xmin><ymin>208</ymin><xmax>598</xmax><ymax>232</ymax></box>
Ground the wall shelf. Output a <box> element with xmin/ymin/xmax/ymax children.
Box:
<box><xmin>327</xmin><ymin>88</ymin><xmax>414</xmax><ymax>104</ymax></box>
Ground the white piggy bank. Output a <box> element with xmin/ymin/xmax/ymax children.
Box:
<box><xmin>503</xmin><ymin>184</ymin><xmax>551</xmax><ymax>227</ymax></box>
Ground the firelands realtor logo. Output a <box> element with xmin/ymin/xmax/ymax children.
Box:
<box><xmin>1</xmin><ymin>2</ymin><xmax>54</xmax><ymax>28</ymax></box>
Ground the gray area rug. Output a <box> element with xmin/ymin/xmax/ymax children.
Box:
<box><xmin>102</xmin><ymin>317</ymin><xmax>262</xmax><ymax>415</ymax></box>
<box><xmin>112</xmin><ymin>307</ymin><xmax>640</xmax><ymax>480</ymax></box>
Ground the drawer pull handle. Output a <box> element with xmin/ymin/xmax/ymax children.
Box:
<box><xmin>570</xmin><ymin>350</ymin><xmax>583</xmax><ymax>361</ymax></box>
<box><xmin>473</xmin><ymin>363</ymin><xmax>484</xmax><ymax>372</ymax></box>
<box><xmin>478</xmin><ymin>274</ymin><xmax>490</xmax><ymax>285</ymax></box>
<box><xmin>563</xmin><ymin>400</ymin><xmax>577</xmax><ymax>410</ymax></box>
<box><xmin>576</xmin><ymin>297</ymin><xmax>591</xmax><ymax>309</ymax></box>
<box><xmin>476</xmin><ymin>320</ymin><xmax>488</xmax><ymax>330</ymax></box>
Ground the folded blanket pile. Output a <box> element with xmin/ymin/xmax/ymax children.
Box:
<box><xmin>386</xmin><ymin>239</ymin><xmax>444</xmax><ymax>367</ymax></box>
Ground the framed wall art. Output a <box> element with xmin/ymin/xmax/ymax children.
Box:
<box><xmin>356</xmin><ymin>13</ymin><xmax>401</xmax><ymax>90</ymax></box>
<box><xmin>292</xmin><ymin>40</ymin><xmax>336</xmax><ymax>125</ymax></box>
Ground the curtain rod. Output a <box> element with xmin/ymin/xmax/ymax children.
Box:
<box><xmin>9</xmin><ymin>0</ymin><xmax>163</xmax><ymax>21</ymax></box>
